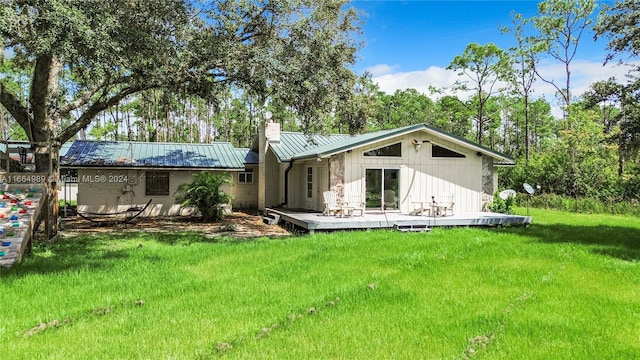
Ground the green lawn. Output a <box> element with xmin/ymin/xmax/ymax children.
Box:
<box><xmin>1</xmin><ymin>208</ymin><xmax>639</xmax><ymax>359</ymax></box>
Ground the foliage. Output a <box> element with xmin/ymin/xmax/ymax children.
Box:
<box><xmin>594</xmin><ymin>0</ymin><xmax>640</xmax><ymax>63</ymax></box>
<box><xmin>447</xmin><ymin>42</ymin><xmax>511</xmax><ymax>146</ymax></box>
<box><xmin>333</xmin><ymin>73</ymin><xmax>381</xmax><ymax>134</ymax></box>
<box><xmin>489</xmin><ymin>190</ymin><xmax>515</xmax><ymax>214</ymax></box>
<box><xmin>0</xmin><ymin>0</ymin><xmax>362</xmax><ymax>169</ymax></box>
<box><xmin>584</xmin><ymin>78</ymin><xmax>640</xmax><ymax>176</ymax></box>
<box><xmin>2</xmin><ymin>210</ymin><xmax>640</xmax><ymax>358</ymax></box>
<box><xmin>530</xmin><ymin>0</ymin><xmax>597</xmax><ymax>109</ymax></box>
<box><xmin>515</xmin><ymin>193</ymin><xmax>640</xmax><ymax>216</ymax></box>
<box><xmin>379</xmin><ymin>88</ymin><xmax>434</xmax><ymax>129</ymax></box>
<box><xmin>174</xmin><ymin>172</ymin><xmax>233</xmax><ymax>221</ymax></box>
<box><xmin>501</xmin><ymin>11</ymin><xmax>539</xmax><ymax>163</ymax></box>
<box><xmin>501</xmin><ymin>105</ymin><xmax>621</xmax><ymax>200</ymax></box>
<box><xmin>432</xmin><ymin>95</ymin><xmax>473</xmax><ymax>138</ymax></box>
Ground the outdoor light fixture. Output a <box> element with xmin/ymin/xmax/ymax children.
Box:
<box><xmin>412</xmin><ymin>139</ymin><xmax>431</xmax><ymax>151</ymax></box>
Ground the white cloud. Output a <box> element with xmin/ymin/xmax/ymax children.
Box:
<box><xmin>371</xmin><ymin>65</ymin><xmax>458</xmax><ymax>95</ymax></box>
<box><xmin>364</xmin><ymin>64</ymin><xmax>399</xmax><ymax>77</ymax></box>
<box><xmin>370</xmin><ymin>60</ymin><xmax>640</xmax><ymax>110</ymax></box>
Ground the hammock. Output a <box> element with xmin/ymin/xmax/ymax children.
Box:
<box><xmin>75</xmin><ymin>199</ymin><xmax>153</xmax><ymax>224</ymax></box>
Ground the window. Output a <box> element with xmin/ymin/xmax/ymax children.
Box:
<box><xmin>146</xmin><ymin>171</ymin><xmax>169</xmax><ymax>196</ymax></box>
<box><xmin>364</xmin><ymin>142</ymin><xmax>402</xmax><ymax>157</ymax></box>
<box><xmin>306</xmin><ymin>167</ymin><xmax>313</xmax><ymax>198</ymax></box>
<box><xmin>432</xmin><ymin>145</ymin><xmax>466</xmax><ymax>158</ymax></box>
<box><xmin>238</xmin><ymin>171</ymin><xmax>253</xmax><ymax>184</ymax></box>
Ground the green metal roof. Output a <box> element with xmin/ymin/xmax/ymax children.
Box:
<box><xmin>61</xmin><ymin>140</ymin><xmax>247</xmax><ymax>169</ymax></box>
<box><xmin>269</xmin><ymin>132</ymin><xmax>351</xmax><ymax>162</ymax></box>
<box><xmin>235</xmin><ymin>148</ymin><xmax>258</xmax><ymax>165</ymax></box>
<box><xmin>285</xmin><ymin>124</ymin><xmax>515</xmax><ymax>164</ymax></box>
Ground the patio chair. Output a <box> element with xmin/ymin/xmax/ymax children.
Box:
<box><xmin>409</xmin><ymin>194</ymin><xmax>431</xmax><ymax>216</ymax></box>
<box><xmin>322</xmin><ymin>190</ymin><xmax>341</xmax><ymax>216</ymax></box>
<box><xmin>383</xmin><ymin>190</ymin><xmax>397</xmax><ymax>210</ymax></box>
<box><xmin>438</xmin><ymin>193</ymin><xmax>455</xmax><ymax>216</ymax></box>
<box><xmin>482</xmin><ymin>193</ymin><xmax>493</xmax><ymax>212</ymax></box>
<box><xmin>343</xmin><ymin>192</ymin><xmax>366</xmax><ymax>217</ymax></box>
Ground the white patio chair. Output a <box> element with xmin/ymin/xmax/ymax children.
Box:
<box><xmin>438</xmin><ymin>193</ymin><xmax>455</xmax><ymax>216</ymax></box>
<box><xmin>383</xmin><ymin>189</ymin><xmax>397</xmax><ymax>210</ymax></box>
<box><xmin>322</xmin><ymin>190</ymin><xmax>341</xmax><ymax>216</ymax></box>
<box><xmin>409</xmin><ymin>194</ymin><xmax>431</xmax><ymax>216</ymax></box>
<box><xmin>343</xmin><ymin>192</ymin><xmax>366</xmax><ymax>217</ymax></box>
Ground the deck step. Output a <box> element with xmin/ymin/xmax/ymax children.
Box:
<box><xmin>262</xmin><ymin>213</ymin><xmax>281</xmax><ymax>225</ymax></box>
<box><xmin>394</xmin><ymin>224</ymin><xmax>431</xmax><ymax>232</ymax></box>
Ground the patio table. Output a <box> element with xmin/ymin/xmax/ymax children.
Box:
<box><xmin>336</xmin><ymin>205</ymin><xmax>355</xmax><ymax>218</ymax></box>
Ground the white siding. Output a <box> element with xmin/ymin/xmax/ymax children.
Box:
<box><xmin>339</xmin><ymin>133</ymin><xmax>485</xmax><ymax>213</ymax></box>
<box><xmin>264</xmin><ymin>150</ymin><xmax>282</xmax><ymax>207</ymax></box>
<box><xmin>287</xmin><ymin>159</ymin><xmax>328</xmax><ymax>211</ymax></box>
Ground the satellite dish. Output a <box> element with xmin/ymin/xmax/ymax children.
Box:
<box><xmin>263</xmin><ymin>111</ymin><xmax>273</xmax><ymax>120</ymax></box>
<box><xmin>499</xmin><ymin>189</ymin><xmax>516</xmax><ymax>200</ymax></box>
<box><xmin>523</xmin><ymin>183</ymin><xmax>535</xmax><ymax>195</ymax></box>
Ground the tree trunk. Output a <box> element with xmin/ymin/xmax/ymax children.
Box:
<box><xmin>29</xmin><ymin>54</ymin><xmax>63</xmax><ymax>239</ymax></box>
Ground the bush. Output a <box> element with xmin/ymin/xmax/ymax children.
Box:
<box><xmin>516</xmin><ymin>193</ymin><xmax>640</xmax><ymax>216</ymax></box>
<box><xmin>174</xmin><ymin>172</ymin><xmax>233</xmax><ymax>221</ymax></box>
<box><xmin>489</xmin><ymin>191</ymin><xmax>515</xmax><ymax>214</ymax></box>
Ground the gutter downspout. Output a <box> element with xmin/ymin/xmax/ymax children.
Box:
<box><xmin>282</xmin><ymin>159</ymin><xmax>295</xmax><ymax>207</ymax></box>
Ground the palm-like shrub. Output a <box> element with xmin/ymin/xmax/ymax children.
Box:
<box><xmin>489</xmin><ymin>190</ymin><xmax>515</xmax><ymax>214</ymax></box>
<box><xmin>175</xmin><ymin>172</ymin><xmax>233</xmax><ymax>221</ymax></box>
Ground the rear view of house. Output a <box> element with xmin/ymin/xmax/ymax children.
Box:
<box><xmin>257</xmin><ymin>122</ymin><xmax>514</xmax><ymax>214</ymax></box>
<box><xmin>61</xmin><ymin>122</ymin><xmax>514</xmax><ymax>218</ymax></box>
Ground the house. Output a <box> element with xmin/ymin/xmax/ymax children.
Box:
<box><xmin>257</xmin><ymin>122</ymin><xmax>514</xmax><ymax>214</ymax></box>
<box><xmin>60</xmin><ymin>122</ymin><xmax>514</xmax><ymax>217</ymax></box>
<box><xmin>60</xmin><ymin>140</ymin><xmax>258</xmax><ymax>216</ymax></box>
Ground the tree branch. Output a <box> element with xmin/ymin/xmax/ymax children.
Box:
<box><xmin>59</xmin><ymin>78</ymin><xmax>114</xmax><ymax>117</ymax></box>
<box><xmin>56</xmin><ymin>85</ymin><xmax>147</xmax><ymax>144</ymax></box>
<box><xmin>0</xmin><ymin>82</ymin><xmax>34</xmax><ymax>138</ymax></box>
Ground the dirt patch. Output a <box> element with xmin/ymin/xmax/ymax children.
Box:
<box><xmin>59</xmin><ymin>211</ymin><xmax>291</xmax><ymax>239</ymax></box>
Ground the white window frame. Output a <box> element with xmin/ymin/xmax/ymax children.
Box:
<box><xmin>238</xmin><ymin>171</ymin><xmax>254</xmax><ymax>185</ymax></box>
<box><xmin>306</xmin><ymin>166</ymin><xmax>313</xmax><ymax>199</ymax></box>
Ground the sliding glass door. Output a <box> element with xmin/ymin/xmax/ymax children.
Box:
<box><xmin>365</xmin><ymin>168</ymin><xmax>399</xmax><ymax>210</ymax></box>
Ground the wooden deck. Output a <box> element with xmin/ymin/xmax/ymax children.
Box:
<box><xmin>265</xmin><ymin>208</ymin><xmax>533</xmax><ymax>233</ymax></box>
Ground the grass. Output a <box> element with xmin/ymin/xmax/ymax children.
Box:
<box><xmin>1</xmin><ymin>208</ymin><xmax>639</xmax><ymax>359</ymax></box>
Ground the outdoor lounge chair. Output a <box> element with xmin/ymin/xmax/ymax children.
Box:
<box><xmin>343</xmin><ymin>192</ymin><xmax>366</xmax><ymax>217</ymax></box>
<box><xmin>383</xmin><ymin>189</ymin><xmax>397</xmax><ymax>210</ymax></box>
<box><xmin>322</xmin><ymin>190</ymin><xmax>341</xmax><ymax>216</ymax></box>
<box><xmin>437</xmin><ymin>193</ymin><xmax>455</xmax><ymax>216</ymax></box>
<box><xmin>409</xmin><ymin>194</ymin><xmax>432</xmax><ymax>216</ymax></box>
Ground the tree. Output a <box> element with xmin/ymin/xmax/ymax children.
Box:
<box><xmin>0</xmin><ymin>0</ymin><xmax>361</xmax><ymax>237</ymax></box>
<box><xmin>447</xmin><ymin>43</ymin><xmax>511</xmax><ymax>146</ymax></box>
<box><xmin>1</xmin><ymin>0</ymin><xmax>360</xmax><ymax>162</ymax></box>
<box><xmin>334</xmin><ymin>73</ymin><xmax>380</xmax><ymax>134</ymax></box>
<box><xmin>592</xmin><ymin>0</ymin><xmax>640</xmax><ymax>196</ymax></box>
<box><xmin>432</xmin><ymin>95</ymin><xmax>472</xmax><ymax>138</ymax></box>
<box><xmin>502</xmin><ymin>12</ymin><xmax>540</xmax><ymax>165</ymax></box>
<box><xmin>382</xmin><ymin>88</ymin><xmax>434</xmax><ymax>130</ymax></box>
<box><xmin>584</xmin><ymin>78</ymin><xmax>640</xmax><ymax>177</ymax></box>
<box><xmin>530</xmin><ymin>0</ymin><xmax>597</xmax><ymax>112</ymax></box>
<box><xmin>502</xmin><ymin>106</ymin><xmax>618</xmax><ymax>200</ymax></box>
<box><xmin>174</xmin><ymin>172</ymin><xmax>233</xmax><ymax>222</ymax></box>
<box><xmin>593</xmin><ymin>0</ymin><xmax>640</xmax><ymax>63</ymax></box>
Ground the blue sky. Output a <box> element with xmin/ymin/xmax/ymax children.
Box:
<box><xmin>348</xmin><ymin>0</ymin><xmax>634</xmax><ymax>106</ymax></box>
